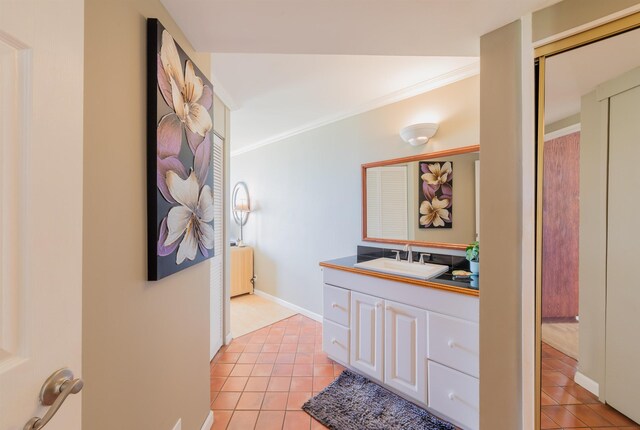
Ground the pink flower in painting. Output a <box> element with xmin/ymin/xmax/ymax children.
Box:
<box><xmin>421</xmin><ymin>161</ymin><xmax>452</xmax><ymax>189</ymax></box>
<box><xmin>157</xmin><ymin>30</ymin><xmax>213</xmax><ymax>155</ymax></box>
<box><xmin>155</xmin><ymin>30</ymin><xmax>213</xmax><ymax>205</ymax></box>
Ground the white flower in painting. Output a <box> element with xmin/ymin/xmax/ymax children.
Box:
<box><xmin>164</xmin><ymin>170</ymin><xmax>214</xmax><ymax>264</ymax></box>
<box><xmin>158</xmin><ymin>30</ymin><xmax>213</xmax><ymax>155</ymax></box>
<box><xmin>420</xmin><ymin>196</ymin><xmax>451</xmax><ymax>228</ymax></box>
<box><xmin>421</xmin><ymin>161</ymin><xmax>452</xmax><ymax>185</ymax></box>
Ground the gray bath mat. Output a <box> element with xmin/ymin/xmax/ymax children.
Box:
<box><xmin>302</xmin><ymin>369</ymin><xmax>456</xmax><ymax>430</ymax></box>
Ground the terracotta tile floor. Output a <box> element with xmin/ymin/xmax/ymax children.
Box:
<box><xmin>541</xmin><ymin>342</ymin><xmax>640</xmax><ymax>429</ymax></box>
<box><xmin>210</xmin><ymin>314</ymin><xmax>344</xmax><ymax>430</ymax></box>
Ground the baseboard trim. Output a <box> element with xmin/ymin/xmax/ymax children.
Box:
<box><xmin>200</xmin><ymin>411</ymin><xmax>213</xmax><ymax>430</ymax></box>
<box><xmin>575</xmin><ymin>371</ymin><xmax>599</xmax><ymax>397</ymax></box>
<box><xmin>253</xmin><ymin>289</ymin><xmax>323</xmax><ymax>322</ymax></box>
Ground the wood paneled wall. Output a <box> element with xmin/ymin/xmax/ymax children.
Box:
<box><xmin>542</xmin><ymin>131</ymin><xmax>580</xmax><ymax>319</ymax></box>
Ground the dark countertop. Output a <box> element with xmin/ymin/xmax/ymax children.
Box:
<box><xmin>320</xmin><ymin>255</ymin><xmax>479</xmax><ymax>296</ymax></box>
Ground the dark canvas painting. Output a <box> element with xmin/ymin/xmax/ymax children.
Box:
<box><xmin>147</xmin><ymin>19</ymin><xmax>215</xmax><ymax>280</ymax></box>
<box><xmin>418</xmin><ymin>161</ymin><xmax>453</xmax><ymax>229</ymax></box>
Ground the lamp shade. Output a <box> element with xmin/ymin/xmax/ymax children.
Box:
<box><xmin>234</xmin><ymin>199</ymin><xmax>250</xmax><ymax>212</ymax></box>
<box><xmin>400</xmin><ymin>123</ymin><xmax>439</xmax><ymax>146</ymax></box>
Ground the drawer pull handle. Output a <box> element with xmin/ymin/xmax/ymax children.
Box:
<box><xmin>331</xmin><ymin>338</ymin><xmax>338</xmax><ymax>345</ymax></box>
<box><xmin>447</xmin><ymin>340</ymin><xmax>457</xmax><ymax>348</ymax></box>
<box><xmin>448</xmin><ymin>392</ymin><xmax>456</xmax><ymax>401</ymax></box>
<box><xmin>331</xmin><ymin>302</ymin><xmax>339</xmax><ymax>309</ymax></box>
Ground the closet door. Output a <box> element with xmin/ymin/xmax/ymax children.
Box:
<box><xmin>606</xmin><ymin>83</ymin><xmax>640</xmax><ymax>423</ymax></box>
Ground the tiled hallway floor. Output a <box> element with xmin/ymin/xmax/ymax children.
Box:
<box><xmin>541</xmin><ymin>342</ymin><xmax>640</xmax><ymax>429</ymax></box>
<box><xmin>210</xmin><ymin>314</ymin><xmax>339</xmax><ymax>430</ymax></box>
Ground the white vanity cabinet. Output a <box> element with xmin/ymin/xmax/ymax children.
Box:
<box><xmin>321</xmin><ymin>266</ymin><xmax>479</xmax><ymax>430</ymax></box>
<box><xmin>350</xmin><ymin>291</ymin><xmax>384</xmax><ymax>381</ymax></box>
<box><xmin>322</xmin><ymin>284</ymin><xmax>351</xmax><ymax>364</ymax></box>
<box><xmin>384</xmin><ymin>300</ymin><xmax>427</xmax><ymax>403</ymax></box>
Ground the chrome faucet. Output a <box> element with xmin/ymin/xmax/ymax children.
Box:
<box><xmin>404</xmin><ymin>244</ymin><xmax>413</xmax><ymax>263</ymax></box>
<box><xmin>391</xmin><ymin>250</ymin><xmax>401</xmax><ymax>261</ymax></box>
<box><xmin>419</xmin><ymin>253</ymin><xmax>432</xmax><ymax>264</ymax></box>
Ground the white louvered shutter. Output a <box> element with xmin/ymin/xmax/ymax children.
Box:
<box><xmin>366</xmin><ymin>166</ymin><xmax>408</xmax><ymax>240</ymax></box>
<box><xmin>210</xmin><ymin>134</ymin><xmax>224</xmax><ymax>359</ymax></box>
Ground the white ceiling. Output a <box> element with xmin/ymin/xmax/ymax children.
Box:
<box><xmin>212</xmin><ymin>54</ymin><xmax>478</xmax><ymax>153</ymax></box>
<box><xmin>545</xmin><ymin>28</ymin><xmax>640</xmax><ymax>126</ymax></box>
<box><xmin>161</xmin><ymin>0</ymin><xmax>559</xmax><ymax>153</ymax></box>
<box><xmin>161</xmin><ymin>0</ymin><xmax>558</xmax><ymax>56</ymax></box>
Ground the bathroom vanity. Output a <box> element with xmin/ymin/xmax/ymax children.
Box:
<box><xmin>320</xmin><ymin>255</ymin><xmax>479</xmax><ymax>430</ymax></box>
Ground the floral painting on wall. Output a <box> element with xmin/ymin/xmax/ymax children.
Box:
<box><xmin>419</xmin><ymin>161</ymin><xmax>453</xmax><ymax>229</ymax></box>
<box><xmin>147</xmin><ymin>19</ymin><xmax>215</xmax><ymax>280</ymax></box>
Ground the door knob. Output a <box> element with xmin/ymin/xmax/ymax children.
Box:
<box><xmin>24</xmin><ymin>368</ymin><xmax>83</xmax><ymax>430</ymax></box>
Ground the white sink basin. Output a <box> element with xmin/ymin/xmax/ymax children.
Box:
<box><xmin>354</xmin><ymin>258</ymin><xmax>449</xmax><ymax>281</ymax></box>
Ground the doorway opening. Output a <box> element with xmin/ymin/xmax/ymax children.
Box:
<box><xmin>228</xmin><ymin>181</ymin><xmax>296</xmax><ymax>339</ymax></box>
<box><xmin>536</xmin><ymin>15</ymin><xmax>640</xmax><ymax>429</ymax></box>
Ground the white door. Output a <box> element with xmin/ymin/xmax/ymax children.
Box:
<box><xmin>210</xmin><ymin>134</ymin><xmax>224</xmax><ymax>359</ymax></box>
<box><xmin>384</xmin><ymin>300</ymin><xmax>427</xmax><ymax>403</ymax></box>
<box><xmin>606</xmin><ymin>77</ymin><xmax>640</xmax><ymax>423</ymax></box>
<box><xmin>350</xmin><ymin>291</ymin><xmax>384</xmax><ymax>381</ymax></box>
<box><xmin>0</xmin><ymin>1</ymin><xmax>83</xmax><ymax>429</ymax></box>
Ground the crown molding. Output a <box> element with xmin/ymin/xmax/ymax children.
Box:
<box><xmin>544</xmin><ymin>123</ymin><xmax>580</xmax><ymax>141</ymax></box>
<box><xmin>210</xmin><ymin>66</ymin><xmax>239</xmax><ymax>110</ymax></box>
<box><xmin>231</xmin><ymin>61</ymin><xmax>480</xmax><ymax>157</ymax></box>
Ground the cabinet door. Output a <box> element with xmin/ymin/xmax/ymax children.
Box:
<box><xmin>231</xmin><ymin>246</ymin><xmax>253</xmax><ymax>297</ymax></box>
<box><xmin>350</xmin><ymin>291</ymin><xmax>384</xmax><ymax>381</ymax></box>
<box><xmin>384</xmin><ymin>300</ymin><xmax>427</xmax><ymax>403</ymax></box>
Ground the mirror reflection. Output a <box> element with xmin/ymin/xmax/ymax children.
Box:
<box><xmin>363</xmin><ymin>148</ymin><xmax>479</xmax><ymax>248</ymax></box>
<box><xmin>540</xmin><ymin>27</ymin><xmax>640</xmax><ymax>427</ymax></box>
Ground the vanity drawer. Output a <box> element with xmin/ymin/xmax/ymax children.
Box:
<box><xmin>427</xmin><ymin>312</ymin><xmax>479</xmax><ymax>378</ymax></box>
<box><xmin>323</xmin><ymin>284</ymin><xmax>350</xmax><ymax>326</ymax></box>
<box><xmin>428</xmin><ymin>361</ymin><xmax>479</xmax><ymax>430</ymax></box>
<box><xmin>323</xmin><ymin>319</ymin><xmax>349</xmax><ymax>364</ymax></box>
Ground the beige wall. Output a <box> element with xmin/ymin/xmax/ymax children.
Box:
<box><xmin>479</xmin><ymin>19</ymin><xmax>523</xmax><ymax>430</ymax></box>
<box><xmin>231</xmin><ymin>76</ymin><xmax>479</xmax><ymax>315</ymax></box>
<box><xmin>532</xmin><ymin>0</ymin><xmax>640</xmax><ymax>42</ymax></box>
<box><xmin>83</xmin><ymin>2</ymin><xmax>211</xmax><ymax>429</ymax></box>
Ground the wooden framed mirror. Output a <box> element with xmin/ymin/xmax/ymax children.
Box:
<box><xmin>534</xmin><ymin>13</ymin><xmax>640</xmax><ymax>430</ymax></box>
<box><xmin>362</xmin><ymin>144</ymin><xmax>479</xmax><ymax>250</ymax></box>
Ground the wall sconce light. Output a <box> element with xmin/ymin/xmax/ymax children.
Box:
<box><xmin>232</xmin><ymin>182</ymin><xmax>251</xmax><ymax>247</ymax></box>
<box><xmin>400</xmin><ymin>123</ymin><xmax>439</xmax><ymax>146</ymax></box>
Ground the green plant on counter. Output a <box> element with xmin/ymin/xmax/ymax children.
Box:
<box><xmin>466</xmin><ymin>241</ymin><xmax>479</xmax><ymax>262</ymax></box>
